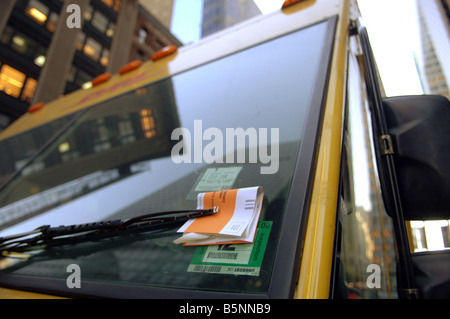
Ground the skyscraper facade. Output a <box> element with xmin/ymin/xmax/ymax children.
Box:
<box><xmin>139</xmin><ymin>0</ymin><xmax>175</xmax><ymax>30</ymax></box>
<box><xmin>416</xmin><ymin>0</ymin><xmax>450</xmax><ymax>99</ymax></box>
<box><xmin>201</xmin><ymin>0</ymin><xmax>261</xmax><ymax>38</ymax></box>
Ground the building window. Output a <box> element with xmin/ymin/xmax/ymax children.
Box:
<box><xmin>25</xmin><ymin>0</ymin><xmax>50</xmax><ymax>26</ymax></box>
<box><xmin>10</xmin><ymin>33</ymin><xmax>37</xmax><ymax>58</ymax></box>
<box><xmin>21</xmin><ymin>77</ymin><xmax>38</xmax><ymax>103</ymax></box>
<box><xmin>67</xmin><ymin>66</ymin><xmax>77</xmax><ymax>83</ymax></box>
<box><xmin>91</xmin><ymin>11</ymin><xmax>109</xmax><ymax>33</ymax></box>
<box><xmin>101</xmin><ymin>0</ymin><xmax>114</xmax><ymax>7</ymax></box>
<box><xmin>155</xmin><ymin>39</ymin><xmax>165</xmax><ymax>50</ymax></box>
<box><xmin>76</xmin><ymin>32</ymin><xmax>87</xmax><ymax>51</ymax></box>
<box><xmin>0</xmin><ymin>64</ymin><xmax>26</xmax><ymax>98</ymax></box>
<box><xmin>8</xmin><ymin>32</ymin><xmax>47</xmax><ymax>67</ymax></box>
<box><xmin>46</xmin><ymin>12</ymin><xmax>59</xmax><ymax>32</ymax></box>
<box><xmin>11</xmin><ymin>35</ymin><xmax>30</xmax><ymax>56</ymax></box>
<box><xmin>84</xmin><ymin>5</ymin><xmax>93</xmax><ymax>21</ymax></box>
<box><xmin>0</xmin><ymin>26</ymin><xmax>13</xmax><ymax>45</ymax></box>
<box><xmin>100</xmin><ymin>0</ymin><xmax>122</xmax><ymax>13</ymax></box>
<box><xmin>74</xmin><ymin>69</ymin><xmax>93</xmax><ymax>88</ymax></box>
<box><xmin>106</xmin><ymin>22</ymin><xmax>115</xmax><ymax>38</ymax></box>
<box><xmin>140</xmin><ymin>109</ymin><xmax>156</xmax><ymax>139</ymax></box>
<box><xmin>33</xmin><ymin>54</ymin><xmax>46</xmax><ymax>67</ymax></box>
<box><xmin>113</xmin><ymin>0</ymin><xmax>122</xmax><ymax>13</ymax></box>
<box><xmin>86</xmin><ymin>6</ymin><xmax>115</xmax><ymax>38</ymax></box>
<box><xmin>84</xmin><ymin>37</ymin><xmax>102</xmax><ymax>61</ymax></box>
<box><xmin>100</xmin><ymin>49</ymin><xmax>110</xmax><ymax>67</ymax></box>
<box><xmin>77</xmin><ymin>32</ymin><xmax>109</xmax><ymax>66</ymax></box>
<box><xmin>134</xmin><ymin>49</ymin><xmax>145</xmax><ymax>61</ymax></box>
<box><xmin>138</xmin><ymin>28</ymin><xmax>148</xmax><ymax>44</ymax></box>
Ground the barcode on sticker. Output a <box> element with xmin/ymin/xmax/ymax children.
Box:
<box><xmin>192</xmin><ymin>265</ymin><xmax>222</xmax><ymax>273</ymax></box>
<box><xmin>188</xmin><ymin>221</ymin><xmax>272</xmax><ymax>277</ymax></box>
<box><xmin>207</xmin><ymin>252</ymin><xmax>238</xmax><ymax>260</ymax></box>
<box><xmin>188</xmin><ymin>264</ymin><xmax>260</xmax><ymax>276</ymax></box>
<box><xmin>202</xmin><ymin>244</ymin><xmax>253</xmax><ymax>264</ymax></box>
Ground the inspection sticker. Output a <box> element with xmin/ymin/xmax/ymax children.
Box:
<box><xmin>187</xmin><ymin>166</ymin><xmax>242</xmax><ymax>200</ymax></box>
<box><xmin>187</xmin><ymin>221</ymin><xmax>272</xmax><ymax>276</ymax></box>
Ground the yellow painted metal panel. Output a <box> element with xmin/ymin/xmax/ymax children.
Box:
<box><xmin>0</xmin><ymin>0</ymin><xmax>347</xmax><ymax>298</ymax></box>
<box><xmin>295</xmin><ymin>0</ymin><xmax>350</xmax><ymax>299</ymax></box>
<box><xmin>0</xmin><ymin>287</ymin><xmax>65</xmax><ymax>299</ymax></box>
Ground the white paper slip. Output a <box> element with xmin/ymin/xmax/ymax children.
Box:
<box><xmin>174</xmin><ymin>186</ymin><xmax>264</xmax><ymax>246</ymax></box>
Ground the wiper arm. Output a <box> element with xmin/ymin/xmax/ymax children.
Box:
<box><xmin>0</xmin><ymin>207</ymin><xmax>218</xmax><ymax>253</ymax></box>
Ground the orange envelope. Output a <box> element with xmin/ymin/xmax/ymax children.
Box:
<box><xmin>174</xmin><ymin>186</ymin><xmax>264</xmax><ymax>246</ymax></box>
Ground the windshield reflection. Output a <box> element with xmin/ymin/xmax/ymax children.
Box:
<box><xmin>0</xmin><ymin>79</ymin><xmax>181</xmax><ymax>230</ymax></box>
<box><xmin>0</xmin><ymin>18</ymin><xmax>335</xmax><ymax>297</ymax></box>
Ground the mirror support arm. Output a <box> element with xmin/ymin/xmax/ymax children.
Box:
<box><xmin>354</xmin><ymin>19</ymin><xmax>419</xmax><ymax>299</ymax></box>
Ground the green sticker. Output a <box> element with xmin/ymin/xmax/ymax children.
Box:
<box><xmin>187</xmin><ymin>221</ymin><xmax>272</xmax><ymax>276</ymax></box>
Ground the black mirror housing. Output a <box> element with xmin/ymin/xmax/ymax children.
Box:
<box><xmin>382</xmin><ymin>95</ymin><xmax>450</xmax><ymax>221</ymax></box>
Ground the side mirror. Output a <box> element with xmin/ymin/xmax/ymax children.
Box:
<box><xmin>382</xmin><ymin>95</ymin><xmax>450</xmax><ymax>221</ymax></box>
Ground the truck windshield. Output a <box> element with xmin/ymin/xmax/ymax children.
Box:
<box><xmin>0</xmin><ymin>18</ymin><xmax>336</xmax><ymax>298</ymax></box>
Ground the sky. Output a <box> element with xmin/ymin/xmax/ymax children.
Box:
<box><xmin>171</xmin><ymin>0</ymin><xmax>424</xmax><ymax>97</ymax></box>
<box><xmin>357</xmin><ymin>0</ymin><xmax>424</xmax><ymax>96</ymax></box>
<box><xmin>171</xmin><ymin>0</ymin><xmax>203</xmax><ymax>44</ymax></box>
<box><xmin>171</xmin><ymin>0</ymin><xmax>285</xmax><ymax>43</ymax></box>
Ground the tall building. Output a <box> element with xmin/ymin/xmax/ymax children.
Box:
<box><xmin>131</xmin><ymin>3</ymin><xmax>179</xmax><ymax>62</ymax></box>
<box><xmin>201</xmin><ymin>0</ymin><xmax>261</xmax><ymax>38</ymax></box>
<box><xmin>0</xmin><ymin>0</ymin><xmax>181</xmax><ymax>131</ymax></box>
<box><xmin>139</xmin><ymin>0</ymin><xmax>175</xmax><ymax>30</ymax></box>
<box><xmin>416</xmin><ymin>0</ymin><xmax>450</xmax><ymax>99</ymax></box>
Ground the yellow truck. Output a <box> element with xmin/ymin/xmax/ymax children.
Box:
<box><xmin>0</xmin><ymin>0</ymin><xmax>449</xmax><ymax>299</ymax></box>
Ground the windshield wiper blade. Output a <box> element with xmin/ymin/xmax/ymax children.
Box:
<box><xmin>0</xmin><ymin>207</ymin><xmax>218</xmax><ymax>253</ymax></box>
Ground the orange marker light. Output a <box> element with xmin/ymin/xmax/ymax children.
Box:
<box><xmin>92</xmin><ymin>73</ymin><xmax>111</xmax><ymax>87</ymax></box>
<box><xmin>28</xmin><ymin>102</ymin><xmax>45</xmax><ymax>113</ymax></box>
<box><xmin>119</xmin><ymin>60</ymin><xmax>142</xmax><ymax>75</ymax></box>
<box><xmin>151</xmin><ymin>45</ymin><xmax>177</xmax><ymax>61</ymax></box>
<box><xmin>282</xmin><ymin>0</ymin><xmax>305</xmax><ymax>9</ymax></box>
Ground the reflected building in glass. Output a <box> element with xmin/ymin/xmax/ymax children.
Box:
<box><xmin>0</xmin><ymin>78</ymin><xmax>182</xmax><ymax>228</ymax></box>
<box><xmin>0</xmin><ymin>0</ymin><xmax>181</xmax><ymax>131</ymax></box>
